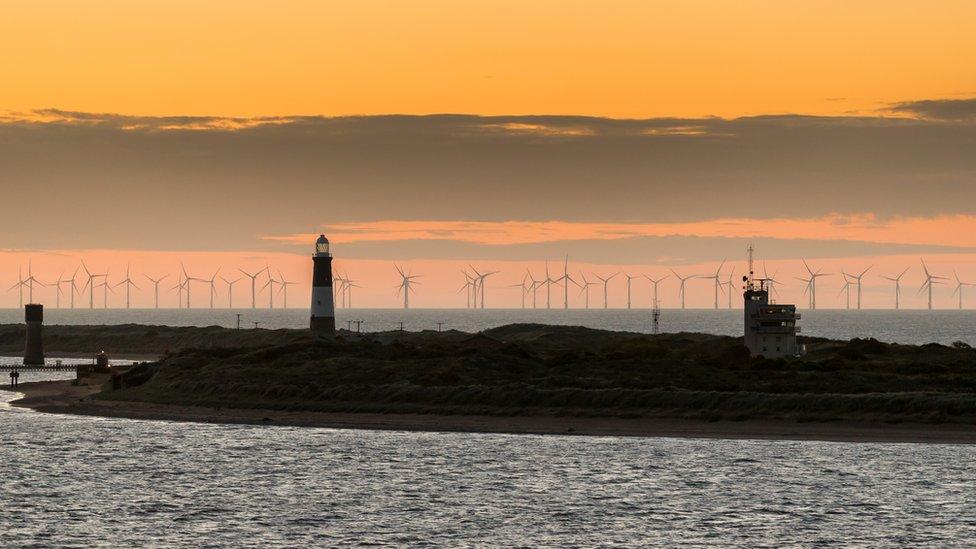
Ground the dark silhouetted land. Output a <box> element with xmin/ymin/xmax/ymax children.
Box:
<box><xmin>6</xmin><ymin>323</ymin><xmax>976</xmax><ymax>442</ymax></box>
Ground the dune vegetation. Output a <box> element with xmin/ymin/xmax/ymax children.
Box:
<box><xmin>93</xmin><ymin>323</ymin><xmax>976</xmax><ymax>424</ymax></box>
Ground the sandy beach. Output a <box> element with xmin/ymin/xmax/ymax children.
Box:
<box><xmin>4</xmin><ymin>377</ymin><xmax>975</xmax><ymax>444</ymax></box>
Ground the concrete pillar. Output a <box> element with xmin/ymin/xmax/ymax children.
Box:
<box><xmin>24</xmin><ymin>304</ymin><xmax>44</xmax><ymax>365</ymax></box>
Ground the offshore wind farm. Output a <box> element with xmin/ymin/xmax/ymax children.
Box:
<box><xmin>5</xmin><ymin>251</ymin><xmax>976</xmax><ymax>345</ymax></box>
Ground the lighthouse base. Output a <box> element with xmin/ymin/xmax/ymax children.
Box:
<box><xmin>310</xmin><ymin>316</ymin><xmax>336</xmax><ymax>336</ymax></box>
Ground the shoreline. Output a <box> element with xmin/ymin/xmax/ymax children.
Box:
<box><xmin>0</xmin><ymin>352</ymin><xmax>161</xmax><ymax>362</ymax></box>
<box><xmin>6</xmin><ymin>379</ymin><xmax>976</xmax><ymax>444</ymax></box>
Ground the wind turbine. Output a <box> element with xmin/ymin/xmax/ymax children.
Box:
<box><xmin>527</xmin><ymin>270</ymin><xmax>541</xmax><ymax>309</ymax></box>
<box><xmin>220</xmin><ymin>276</ymin><xmax>241</xmax><ymax>308</ymax></box>
<box><xmin>842</xmin><ymin>266</ymin><xmax>871</xmax><ymax>310</ymax></box>
<box><xmin>67</xmin><ymin>265</ymin><xmax>81</xmax><ymax>308</ymax></box>
<box><xmin>723</xmin><ymin>268</ymin><xmax>737</xmax><ymax>308</ymax></box>
<box><xmin>80</xmin><ymin>261</ymin><xmax>106</xmax><ymax>309</ymax></box>
<box><xmin>96</xmin><ymin>275</ymin><xmax>114</xmax><ymax>308</ymax></box>
<box><xmin>558</xmin><ymin>256</ymin><xmax>577</xmax><ymax>309</ymax></box>
<box><xmin>145</xmin><ymin>274</ymin><xmax>168</xmax><ymax>309</ymax></box>
<box><xmin>644</xmin><ymin>274</ymin><xmax>668</xmax><ymax>309</ymax></box>
<box><xmin>343</xmin><ymin>280</ymin><xmax>360</xmax><ymax>308</ymax></box>
<box><xmin>578</xmin><ymin>272</ymin><xmax>598</xmax><ymax>309</ymax></box>
<box><xmin>839</xmin><ymin>274</ymin><xmax>853</xmax><ymax>310</ymax></box>
<box><xmin>543</xmin><ymin>262</ymin><xmax>557</xmax><ymax>309</ymax></box>
<box><xmin>593</xmin><ymin>272</ymin><xmax>618</xmax><ymax>309</ymax></box>
<box><xmin>238</xmin><ymin>268</ymin><xmax>264</xmax><ymax>309</ymax></box>
<box><xmin>918</xmin><ymin>259</ymin><xmax>946</xmax><ymax>310</ymax></box>
<box><xmin>204</xmin><ymin>268</ymin><xmax>221</xmax><ymax>309</ymax></box>
<box><xmin>761</xmin><ymin>262</ymin><xmax>782</xmax><ymax>302</ymax></box>
<box><xmin>114</xmin><ymin>264</ymin><xmax>139</xmax><ymax>308</ymax></box>
<box><xmin>800</xmin><ymin>260</ymin><xmax>831</xmax><ymax>310</ymax></box>
<box><xmin>460</xmin><ymin>270</ymin><xmax>476</xmax><ymax>308</ymax></box>
<box><xmin>395</xmin><ymin>264</ymin><xmax>421</xmax><ymax>309</ymax></box>
<box><xmin>469</xmin><ymin>266</ymin><xmax>499</xmax><ymax>309</ymax></box>
<box><xmin>671</xmin><ymin>270</ymin><xmax>697</xmax><ymax>309</ymax></box>
<box><xmin>699</xmin><ymin>259</ymin><xmax>726</xmax><ymax>309</ymax></box>
<box><xmin>47</xmin><ymin>270</ymin><xmax>67</xmax><ymax>308</ymax></box>
<box><xmin>333</xmin><ymin>272</ymin><xmax>349</xmax><ymax>307</ymax></box>
<box><xmin>180</xmin><ymin>263</ymin><xmax>199</xmax><ymax>308</ymax></box>
<box><xmin>624</xmin><ymin>274</ymin><xmax>639</xmax><ymax>309</ymax></box>
<box><xmin>23</xmin><ymin>259</ymin><xmax>41</xmax><ymax>304</ymax></box>
<box><xmin>277</xmin><ymin>269</ymin><xmax>296</xmax><ymax>308</ymax></box>
<box><xmin>260</xmin><ymin>267</ymin><xmax>279</xmax><ymax>309</ymax></box>
<box><xmin>879</xmin><ymin>267</ymin><xmax>909</xmax><ymax>310</ymax></box>
<box><xmin>171</xmin><ymin>273</ymin><xmax>187</xmax><ymax>309</ymax></box>
<box><xmin>509</xmin><ymin>272</ymin><xmax>530</xmax><ymax>309</ymax></box>
<box><xmin>952</xmin><ymin>270</ymin><xmax>973</xmax><ymax>310</ymax></box>
<box><xmin>8</xmin><ymin>266</ymin><xmax>27</xmax><ymax>307</ymax></box>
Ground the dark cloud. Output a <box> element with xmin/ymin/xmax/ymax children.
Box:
<box><xmin>0</xmin><ymin>107</ymin><xmax>974</xmax><ymax>251</ymax></box>
<box><xmin>888</xmin><ymin>98</ymin><xmax>976</xmax><ymax>122</ymax></box>
<box><xmin>336</xmin><ymin>236</ymin><xmax>976</xmax><ymax>265</ymax></box>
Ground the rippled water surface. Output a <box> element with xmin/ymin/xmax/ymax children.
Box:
<box><xmin>3</xmin><ymin>308</ymin><xmax>976</xmax><ymax>345</ymax></box>
<box><xmin>2</xmin><ymin>370</ymin><xmax>975</xmax><ymax>546</ymax></box>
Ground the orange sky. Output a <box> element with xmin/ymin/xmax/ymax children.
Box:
<box><xmin>3</xmin><ymin>2</ymin><xmax>975</xmax><ymax>309</ymax></box>
<box><xmin>3</xmin><ymin>1</ymin><xmax>974</xmax><ymax>118</ymax></box>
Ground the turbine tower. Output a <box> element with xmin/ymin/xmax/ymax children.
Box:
<box><xmin>81</xmin><ymin>261</ymin><xmax>106</xmax><ymax>309</ymax></box>
<box><xmin>800</xmin><ymin>260</ymin><xmax>831</xmax><ymax>310</ymax></box>
<box><xmin>238</xmin><ymin>268</ymin><xmax>264</xmax><ymax>309</ymax></box>
<box><xmin>879</xmin><ymin>267</ymin><xmax>909</xmax><ymax>310</ymax></box>
<box><xmin>114</xmin><ymin>264</ymin><xmax>139</xmax><ymax>309</ymax></box>
<box><xmin>952</xmin><ymin>270</ymin><xmax>972</xmax><ymax>310</ymax></box>
<box><xmin>593</xmin><ymin>272</ymin><xmax>618</xmax><ymax>309</ymax></box>
<box><xmin>459</xmin><ymin>271</ymin><xmax>476</xmax><ymax>308</ymax></box>
<box><xmin>260</xmin><ymin>266</ymin><xmax>278</xmax><ymax>309</ymax></box>
<box><xmin>699</xmin><ymin>259</ymin><xmax>726</xmax><ymax>309</ymax></box>
<box><xmin>918</xmin><ymin>259</ymin><xmax>946</xmax><ymax>310</ymax></box>
<box><xmin>543</xmin><ymin>262</ymin><xmax>557</xmax><ymax>309</ymax></box>
<box><xmin>644</xmin><ymin>274</ymin><xmax>668</xmax><ymax>309</ymax></box>
<box><xmin>578</xmin><ymin>272</ymin><xmax>597</xmax><ymax>309</ymax></box>
<box><xmin>670</xmin><ymin>270</ymin><xmax>697</xmax><ymax>309</ymax></box>
<box><xmin>723</xmin><ymin>268</ymin><xmax>736</xmax><ymax>308</ymax></box>
<box><xmin>277</xmin><ymin>269</ymin><xmax>296</xmax><ymax>308</ymax></box>
<box><xmin>67</xmin><ymin>265</ymin><xmax>81</xmax><ymax>309</ymax></box>
<box><xmin>23</xmin><ymin>259</ymin><xmax>41</xmax><ymax>304</ymax></box>
<box><xmin>624</xmin><ymin>274</ymin><xmax>639</xmax><ymax>309</ymax></box>
<box><xmin>204</xmin><ymin>268</ymin><xmax>221</xmax><ymax>309</ymax></box>
<box><xmin>527</xmin><ymin>270</ymin><xmax>541</xmax><ymax>309</ymax></box>
<box><xmin>558</xmin><ymin>256</ymin><xmax>576</xmax><ymax>309</ymax></box>
<box><xmin>839</xmin><ymin>274</ymin><xmax>853</xmax><ymax>310</ymax></box>
<box><xmin>842</xmin><ymin>266</ymin><xmax>872</xmax><ymax>310</ymax></box>
<box><xmin>509</xmin><ymin>273</ymin><xmax>530</xmax><ymax>309</ymax></box>
<box><xmin>220</xmin><ymin>276</ymin><xmax>240</xmax><ymax>309</ymax></box>
<box><xmin>145</xmin><ymin>274</ymin><xmax>168</xmax><ymax>309</ymax></box>
<box><xmin>395</xmin><ymin>264</ymin><xmax>421</xmax><ymax>309</ymax></box>
<box><xmin>8</xmin><ymin>266</ymin><xmax>27</xmax><ymax>308</ymax></box>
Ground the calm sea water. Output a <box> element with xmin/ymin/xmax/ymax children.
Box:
<box><xmin>1</xmin><ymin>308</ymin><xmax>975</xmax><ymax>346</ymax></box>
<box><xmin>1</xmin><ymin>368</ymin><xmax>974</xmax><ymax>546</ymax></box>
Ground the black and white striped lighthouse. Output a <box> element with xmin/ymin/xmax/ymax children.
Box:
<box><xmin>310</xmin><ymin>234</ymin><xmax>336</xmax><ymax>335</ymax></box>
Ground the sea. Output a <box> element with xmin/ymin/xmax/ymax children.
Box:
<box><xmin>1</xmin><ymin>366</ymin><xmax>974</xmax><ymax>546</ymax></box>
<box><xmin>3</xmin><ymin>314</ymin><xmax>976</xmax><ymax>546</ymax></box>
<box><xmin>1</xmin><ymin>307</ymin><xmax>975</xmax><ymax>346</ymax></box>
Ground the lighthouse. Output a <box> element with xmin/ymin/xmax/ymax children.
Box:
<box><xmin>310</xmin><ymin>234</ymin><xmax>336</xmax><ymax>335</ymax></box>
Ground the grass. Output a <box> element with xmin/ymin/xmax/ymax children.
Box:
<box><xmin>90</xmin><ymin>323</ymin><xmax>976</xmax><ymax>423</ymax></box>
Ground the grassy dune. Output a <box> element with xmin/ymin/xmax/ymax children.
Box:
<box><xmin>98</xmin><ymin>324</ymin><xmax>976</xmax><ymax>423</ymax></box>
<box><xmin>0</xmin><ymin>324</ymin><xmax>310</xmax><ymax>356</ymax></box>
